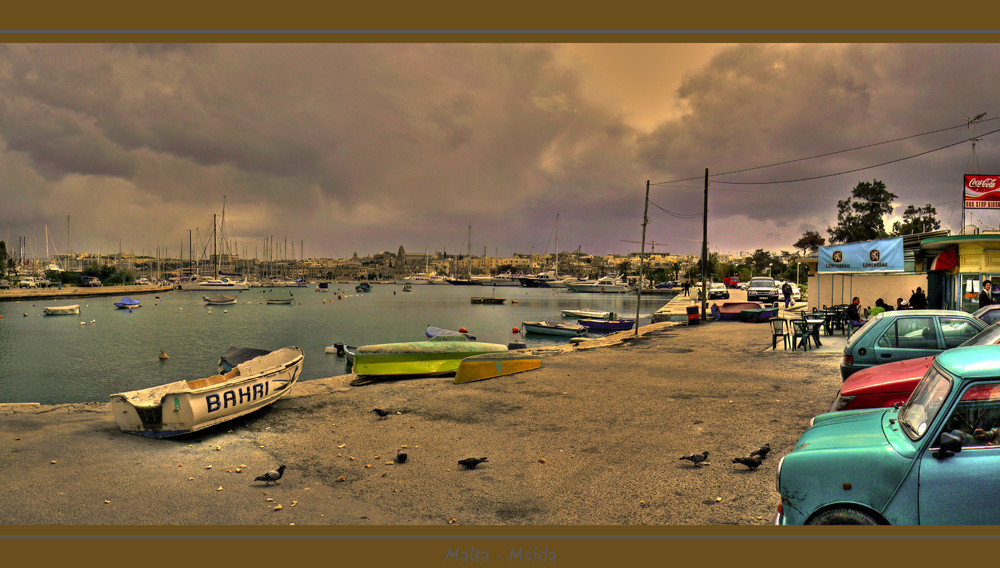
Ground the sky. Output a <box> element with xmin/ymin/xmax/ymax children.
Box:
<box><xmin>1</xmin><ymin>42</ymin><xmax>999</xmax><ymax>262</ymax></box>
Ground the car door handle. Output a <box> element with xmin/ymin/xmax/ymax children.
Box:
<box><xmin>880</xmin><ymin>354</ymin><xmax>892</xmax><ymax>358</ymax></box>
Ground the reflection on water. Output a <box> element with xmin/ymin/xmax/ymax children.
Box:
<box><xmin>0</xmin><ymin>285</ymin><xmax>671</xmax><ymax>404</ymax></box>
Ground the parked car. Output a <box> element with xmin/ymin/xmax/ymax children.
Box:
<box><xmin>81</xmin><ymin>276</ymin><xmax>102</xmax><ymax>287</ymax></box>
<box><xmin>706</xmin><ymin>282</ymin><xmax>730</xmax><ymax>299</ymax></box>
<box><xmin>746</xmin><ymin>277</ymin><xmax>779</xmax><ymax>303</ymax></box>
<box><xmin>839</xmin><ymin>310</ymin><xmax>985</xmax><ymax>380</ymax></box>
<box><xmin>0</xmin><ymin>278</ymin><xmax>9</xmax><ymax>289</ymax></box>
<box><xmin>974</xmin><ymin>304</ymin><xmax>1000</xmax><ymax>324</ymax></box>
<box><xmin>655</xmin><ymin>281</ymin><xmax>676</xmax><ymax>289</ymax></box>
<box><xmin>17</xmin><ymin>276</ymin><xmax>40</xmax><ymax>288</ymax></box>
<box><xmin>832</xmin><ymin>321</ymin><xmax>1000</xmax><ymax>411</ymax></box>
<box><xmin>777</xmin><ymin>344</ymin><xmax>1000</xmax><ymax>524</ymax></box>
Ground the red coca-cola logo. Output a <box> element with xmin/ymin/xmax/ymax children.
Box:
<box><xmin>968</xmin><ymin>177</ymin><xmax>999</xmax><ymax>189</ymax></box>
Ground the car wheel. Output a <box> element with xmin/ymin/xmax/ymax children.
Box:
<box><xmin>808</xmin><ymin>507</ymin><xmax>881</xmax><ymax>525</ymax></box>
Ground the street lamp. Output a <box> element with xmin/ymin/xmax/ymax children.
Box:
<box><xmin>767</xmin><ymin>263</ymin><xmax>773</xmax><ymax>277</ymax></box>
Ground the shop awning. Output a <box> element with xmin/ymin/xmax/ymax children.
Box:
<box><xmin>930</xmin><ymin>246</ymin><xmax>958</xmax><ymax>271</ymax></box>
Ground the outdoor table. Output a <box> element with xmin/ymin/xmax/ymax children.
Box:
<box><xmin>803</xmin><ymin>318</ymin><xmax>826</xmax><ymax>347</ymax></box>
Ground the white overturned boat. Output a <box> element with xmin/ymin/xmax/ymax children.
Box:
<box><xmin>43</xmin><ymin>304</ymin><xmax>80</xmax><ymax>316</ymax></box>
<box><xmin>109</xmin><ymin>346</ymin><xmax>304</xmax><ymax>438</ymax></box>
<box><xmin>560</xmin><ymin>308</ymin><xmax>614</xmax><ymax>320</ymax></box>
<box><xmin>521</xmin><ymin>321</ymin><xmax>588</xmax><ymax>337</ymax></box>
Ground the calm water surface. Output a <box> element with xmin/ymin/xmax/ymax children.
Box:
<box><xmin>0</xmin><ymin>284</ymin><xmax>672</xmax><ymax>404</ymax></box>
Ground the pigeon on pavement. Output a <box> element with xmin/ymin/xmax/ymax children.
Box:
<box><xmin>750</xmin><ymin>444</ymin><xmax>771</xmax><ymax>459</ymax></box>
<box><xmin>732</xmin><ymin>456</ymin><xmax>762</xmax><ymax>469</ymax></box>
<box><xmin>254</xmin><ymin>465</ymin><xmax>286</xmax><ymax>485</ymax></box>
<box><xmin>679</xmin><ymin>451</ymin><xmax>709</xmax><ymax>466</ymax></box>
<box><xmin>373</xmin><ymin>408</ymin><xmax>391</xmax><ymax>419</ymax></box>
<box><xmin>458</xmin><ymin>457</ymin><xmax>488</xmax><ymax>469</ymax></box>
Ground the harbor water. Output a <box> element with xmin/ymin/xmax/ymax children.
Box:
<box><xmin>0</xmin><ymin>284</ymin><xmax>673</xmax><ymax>404</ymax></box>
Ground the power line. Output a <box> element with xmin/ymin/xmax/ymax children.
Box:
<box><xmin>713</xmin><ymin>127</ymin><xmax>1000</xmax><ymax>185</ymax></box>
<box><xmin>649</xmin><ymin>117</ymin><xmax>998</xmax><ymax>187</ymax></box>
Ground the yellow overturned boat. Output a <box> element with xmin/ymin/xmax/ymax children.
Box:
<box><xmin>454</xmin><ymin>351</ymin><xmax>542</xmax><ymax>384</ymax></box>
<box><xmin>352</xmin><ymin>339</ymin><xmax>508</xmax><ymax>378</ymax></box>
<box><xmin>109</xmin><ymin>346</ymin><xmax>304</xmax><ymax>438</ymax></box>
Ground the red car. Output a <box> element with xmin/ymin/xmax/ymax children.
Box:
<box><xmin>830</xmin><ymin>322</ymin><xmax>1000</xmax><ymax>411</ymax></box>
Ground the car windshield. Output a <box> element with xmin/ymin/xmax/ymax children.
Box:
<box><xmin>749</xmin><ymin>278</ymin><xmax>773</xmax><ymax>287</ymax></box>
<box><xmin>899</xmin><ymin>366</ymin><xmax>953</xmax><ymax>441</ymax></box>
<box><xmin>961</xmin><ymin>322</ymin><xmax>1000</xmax><ymax>347</ymax></box>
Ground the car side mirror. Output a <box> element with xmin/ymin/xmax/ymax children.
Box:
<box><xmin>934</xmin><ymin>431</ymin><xmax>964</xmax><ymax>459</ymax></box>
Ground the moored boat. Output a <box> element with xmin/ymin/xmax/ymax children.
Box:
<box><xmin>560</xmin><ymin>308</ymin><xmax>614</xmax><ymax>320</ymax></box>
<box><xmin>181</xmin><ymin>277</ymin><xmax>250</xmax><ymax>291</ymax></box>
<box><xmin>425</xmin><ymin>325</ymin><xmax>476</xmax><ymax>341</ymax></box>
<box><xmin>114</xmin><ymin>297</ymin><xmax>141</xmax><ymax>309</ymax></box>
<box><xmin>454</xmin><ymin>351</ymin><xmax>542</xmax><ymax>384</ymax></box>
<box><xmin>108</xmin><ymin>346</ymin><xmax>304</xmax><ymax>438</ymax></box>
<box><xmin>43</xmin><ymin>304</ymin><xmax>80</xmax><ymax>316</ymax></box>
<box><xmin>265</xmin><ymin>295</ymin><xmax>294</xmax><ymax>305</ymax></box>
<box><xmin>565</xmin><ymin>275</ymin><xmax>631</xmax><ymax>294</ymax></box>
<box><xmin>203</xmin><ymin>294</ymin><xmax>238</xmax><ymax>305</ymax></box>
<box><xmin>352</xmin><ymin>340</ymin><xmax>508</xmax><ymax>378</ymax></box>
<box><xmin>520</xmin><ymin>321</ymin><xmax>588</xmax><ymax>337</ymax></box>
<box><xmin>578</xmin><ymin>318</ymin><xmax>635</xmax><ymax>332</ymax></box>
<box><xmin>356</xmin><ymin>282</ymin><xmax>373</xmax><ymax>293</ymax></box>
<box><xmin>471</xmin><ymin>297</ymin><xmax>505</xmax><ymax>304</ymax></box>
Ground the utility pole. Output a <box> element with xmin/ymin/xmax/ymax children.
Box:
<box><xmin>636</xmin><ymin>180</ymin><xmax>650</xmax><ymax>335</ymax></box>
<box><xmin>701</xmin><ymin>168</ymin><xmax>709</xmax><ymax>321</ymax></box>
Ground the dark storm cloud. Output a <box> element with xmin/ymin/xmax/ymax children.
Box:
<box><xmin>1</xmin><ymin>43</ymin><xmax>998</xmax><ymax>259</ymax></box>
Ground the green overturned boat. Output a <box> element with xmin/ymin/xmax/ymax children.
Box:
<box><xmin>351</xmin><ymin>339</ymin><xmax>508</xmax><ymax>378</ymax></box>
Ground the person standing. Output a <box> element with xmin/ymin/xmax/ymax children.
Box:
<box><xmin>781</xmin><ymin>281</ymin><xmax>793</xmax><ymax>309</ymax></box>
<box><xmin>981</xmin><ymin>281</ymin><xmax>995</xmax><ymax>308</ymax></box>
<box><xmin>682</xmin><ymin>281</ymin><xmax>690</xmax><ymax>297</ymax></box>
<box><xmin>908</xmin><ymin>287</ymin><xmax>927</xmax><ymax>310</ymax></box>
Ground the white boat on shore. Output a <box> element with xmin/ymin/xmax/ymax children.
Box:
<box><xmin>43</xmin><ymin>304</ymin><xmax>80</xmax><ymax>316</ymax></box>
<box><xmin>109</xmin><ymin>346</ymin><xmax>304</xmax><ymax>438</ymax></box>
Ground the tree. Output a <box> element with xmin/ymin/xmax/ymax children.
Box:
<box><xmin>827</xmin><ymin>179</ymin><xmax>897</xmax><ymax>244</ymax></box>
<box><xmin>793</xmin><ymin>231</ymin><xmax>825</xmax><ymax>254</ymax></box>
<box><xmin>892</xmin><ymin>204</ymin><xmax>941</xmax><ymax>235</ymax></box>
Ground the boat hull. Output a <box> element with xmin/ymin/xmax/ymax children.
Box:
<box><xmin>521</xmin><ymin>321</ymin><xmax>588</xmax><ymax>337</ymax></box>
<box><xmin>109</xmin><ymin>346</ymin><xmax>304</xmax><ymax>438</ymax></box>
<box><xmin>43</xmin><ymin>304</ymin><xmax>80</xmax><ymax>316</ymax></box>
<box><xmin>353</xmin><ymin>341</ymin><xmax>508</xmax><ymax>377</ymax></box>
<box><xmin>710</xmin><ymin>301</ymin><xmax>765</xmax><ymax>321</ymax></box>
<box><xmin>454</xmin><ymin>351</ymin><xmax>542</xmax><ymax>384</ymax></box>
<box><xmin>578</xmin><ymin>318</ymin><xmax>635</xmax><ymax>332</ymax></box>
<box><xmin>561</xmin><ymin>308</ymin><xmax>613</xmax><ymax>319</ymax></box>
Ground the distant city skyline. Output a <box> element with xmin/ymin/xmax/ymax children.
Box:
<box><xmin>2</xmin><ymin>44</ymin><xmax>999</xmax><ymax>261</ymax></box>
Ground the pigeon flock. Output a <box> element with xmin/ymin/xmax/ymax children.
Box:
<box><xmin>678</xmin><ymin>443</ymin><xmax>773</xmax><ymax>470</ymax></box>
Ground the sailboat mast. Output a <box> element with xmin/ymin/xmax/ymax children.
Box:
<box><xmin>555</xmin><ymin>213</ymin><xmax>559</xmax><ymax>278</ymax></box>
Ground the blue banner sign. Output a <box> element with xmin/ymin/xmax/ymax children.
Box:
<box><xmin>818</xmin><ymin>237</ymin><xmax>904</xmax><ymax>273</ymax></box>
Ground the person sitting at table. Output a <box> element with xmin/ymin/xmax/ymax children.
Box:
<box><xmin>869</xmin><ymin>298</ymin><xmax>888</xmax><ymax>317</ymax></box>
<box><xmin>846</xmin><ymin>297</ymin><xmax>864</xmax><ymax>327</ymax></box>
<box><xmin>896</xmin><ymin>298</ymin><xmax>908</xmax><ymax>310</ymax></box>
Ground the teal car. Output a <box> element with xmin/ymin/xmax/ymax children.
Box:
<box><xmin>777</xmin><ymin>344</ymin><xmax>1000</xmax><ymax>524</ymax></box>
<box><xmin>840</xmin><ymin>309</ymin><xmax>985</xmax><ymax>380</ymax></box>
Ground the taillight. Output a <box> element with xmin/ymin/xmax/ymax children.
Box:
<box><xmin>843</xmin><ymin>355</ymin><xmax>853</xmax><ymax>367</ymax></box>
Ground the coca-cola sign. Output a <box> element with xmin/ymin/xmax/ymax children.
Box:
<box><xmin>965</xmin><ymin>174</ymin><xmax>1000</xmax><ymax>209</ymax></box>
